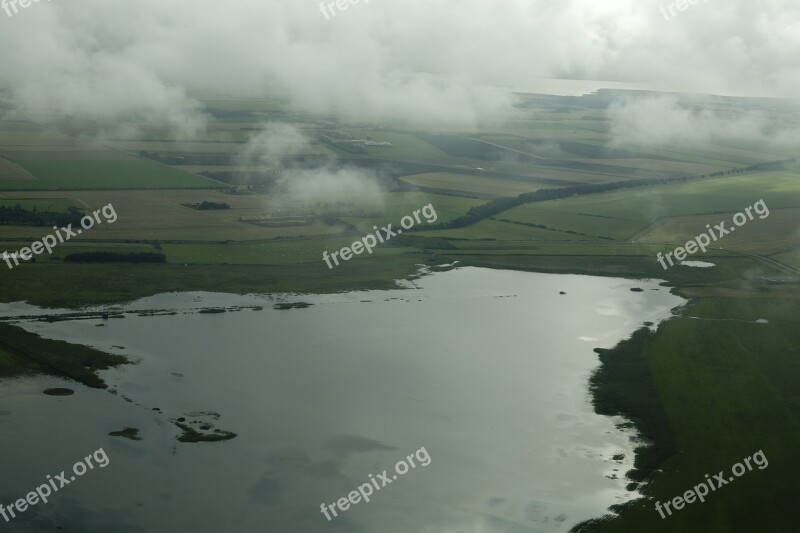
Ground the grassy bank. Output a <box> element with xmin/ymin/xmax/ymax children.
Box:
<box><xmin>0</xmin><ymin>254</ymin><xmax>428</xmax><ymax>308</ymax></box>
<box><xmin>0</xmin><ymin>323</ymin><xmax>127</xmax><ymax>388</ymax></box>
<box><xmin>574</xmin><ymin>296</ymin><xmax>800</xmax><ymax>532</ymax></box>
<box><xmin>588</xmin><ymin>327</ymin><xmax>678</xmax><ymax>484</ymax></box>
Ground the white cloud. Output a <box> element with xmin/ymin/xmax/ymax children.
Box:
<box><xmin>0</xmin><ymin>0</ymin><xmax>797</xmax><ymax>130</ymax></box>
<box><xmin>607</xmin><ymin>94</ymin><xmax>800</xmax><ymax>148</ymax></box>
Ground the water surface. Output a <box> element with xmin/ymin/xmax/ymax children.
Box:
<box><xmin>0</xmin><ymin>267</ymin><xmax>684</xmax><ymax>532</ymax></box>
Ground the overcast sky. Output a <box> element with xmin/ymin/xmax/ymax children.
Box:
<box><xmin>0</xmin><ymin>0</ymin><xmax>798</xmax><ymax>128</ymax></box>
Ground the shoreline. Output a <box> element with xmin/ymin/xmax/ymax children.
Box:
<box><xmin>0</xmin><ymin>322</ymin><xmax>128</xmax><ymax>388</ymax></box>
<box><xmin>570</xmin><ymin>324</ymin><xmax>682</xmax><ymax>532</ymax></box>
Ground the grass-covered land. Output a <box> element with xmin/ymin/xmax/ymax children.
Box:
<box><xmin>0</xmin><ymin>256</ymin><xmax>428</xmax><ymax>308</ymax></box>
<box><xmin>576</xmin><ymin>298</ymin><xmax>800</xmax><ymax>532</ymax></box>
<box><xmin>3</xmin><ymin>160</ymin><xmax>224</xmax><ymax>190</ymax></box>
<box><xmin>0</xmin><ymin>323</ymin><xmax>128</xmax><ymax>388</ymax></box>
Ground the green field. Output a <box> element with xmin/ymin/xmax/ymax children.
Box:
<box><xmin>162</xmin><ymin>239</ymin><xmax>414</xmax><ymax>265</ymax></box>
<box><xmin>0</xmin><ymin>242</ymin><xmax>156</xmax><ymax>261</ymax></box>
<box><xmin>496</xmin><ymin>206</ymin><xmax>645</xmax><ymax>240</ymax></box>
<box><xmin>770</xmin><ymin>249</ymin><xmax>800</xmax><ymax>269</ymax></box>
<box><xmin>633</xmin><ymin>207</ymin><xmax>800</xmax><ymax>254</ymax></box>
<box><xmin>420</xmin><ymin>217</ymin><xmax>593</xmax><ymax>241</ymax></box>
<box><xmin>2</xmin><ymin>160</ymin><xmax>225</xmax><ymax>190</ymax></box>
<box><xmin>519</xmin><ymin>171</ymin><xmax>800</xmax><ymax>221</ymax></box>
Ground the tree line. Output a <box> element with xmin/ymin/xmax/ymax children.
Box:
<box><xmin>0</xmin><ymin>205</ymin><xmax>84</xmax><ymax>227</ymax></box>
<box><xmin>64</xmin><ymin>252</ymin><xmax>167</xmax><ymax>264</ymax></box>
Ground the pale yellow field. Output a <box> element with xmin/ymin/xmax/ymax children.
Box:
<box><xmin>401</xmin><ymin>172</ymin><xmax>545</xmax><ymax>197</ymax></box>
<box><xmin>0</xmin><ymin>158</ymin><xmax>36</xmax><ymax>180</ymax></box>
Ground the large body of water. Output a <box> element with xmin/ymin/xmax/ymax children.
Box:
<box><xmin>506</xmin><ymin>78</ymin><xmax>654</xmax><ymax>96</ymax></box>
<box><xmin>0</xmin><ymin>268</ymin><xmax>683</xmax><ymax>532</ymax></box>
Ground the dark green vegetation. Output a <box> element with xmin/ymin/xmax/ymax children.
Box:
<box><xmin>575</xmin><ymin>298</ymin><xmax>800</xmax><ymax>532</ymax></box>
<box><xmin>0</xmin><ymin>90</ymin><xmax>798</xmax><ymax>528</ymax></box>
<box><xmin>43</xmin><ymin>387</ymin><xmax>75</xmax><ymax>396</ymax></box>
<box><xmin>184</xmin><ymin>201</ymin><xmax>230</xmax><ymax>210</ymax></box>
<box><xmin>0</xmin><ymin>259</ymin><xmax>424</xmax><ymax>308</ymax></box>
<box><xmin>173</xmin><ymin>424</ymin><xmax>237</xmax><ymax>443</ymax></box>
<box><xmin>0</xmin><ymin>323</ymin><xmax>127</xmax><ymax>388</ymax></box>
<box><xmin>0</xmin><ymin>204</ymin><xmax>83</xmax><ymax>227</ymax></box>
<box><xmin>171</xmin><ymin>416</ymin><xmax>237</xmax><ymax>443</ymax></box>
<box><xmin>273</xmin><ymin>302</ymin><xmax>313</xmax><ymax>310</ymax></box>
<box><xmin>64</xmin><ymin>251</ymin><xmax>167</xmax><ymax>263</ymax></box>
<box><xmin>589</xmin><ymin>328</ymin><xmax>677</xmax><ymax>484</ymax></box>
<box><xmin>109</xmin><ymin>427</ymin><xmax>142</xmax><ymax>440</ymax></box>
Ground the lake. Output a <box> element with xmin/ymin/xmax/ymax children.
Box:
<box><xmin>0</xmin><ymin>267</ymin><xmax>684</xmax><ymax>532</ymax></box>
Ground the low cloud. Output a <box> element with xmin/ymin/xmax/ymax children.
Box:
<box><xmin>1</xmin><ymin>0</ymin><xmax>799</xmax><ymax>136</ymax></box>
<box><xmin>607</xmin><ymin>95</ymin><xmax>800</xmax><ymax>148</ymax></box>
<box><xmin>236</xmin><ymin>123</ymin><xmax>314</xmax><ymax>170</ymax></box>
<box><xmin>277</xmin><ymin>166</ymin><xmax>384</xmax><ymax>202</ymax></box>
<box><xmin>238</xmin><ymin>122</ymin><xmax>384</xmax><ymax>204</ymax></box>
